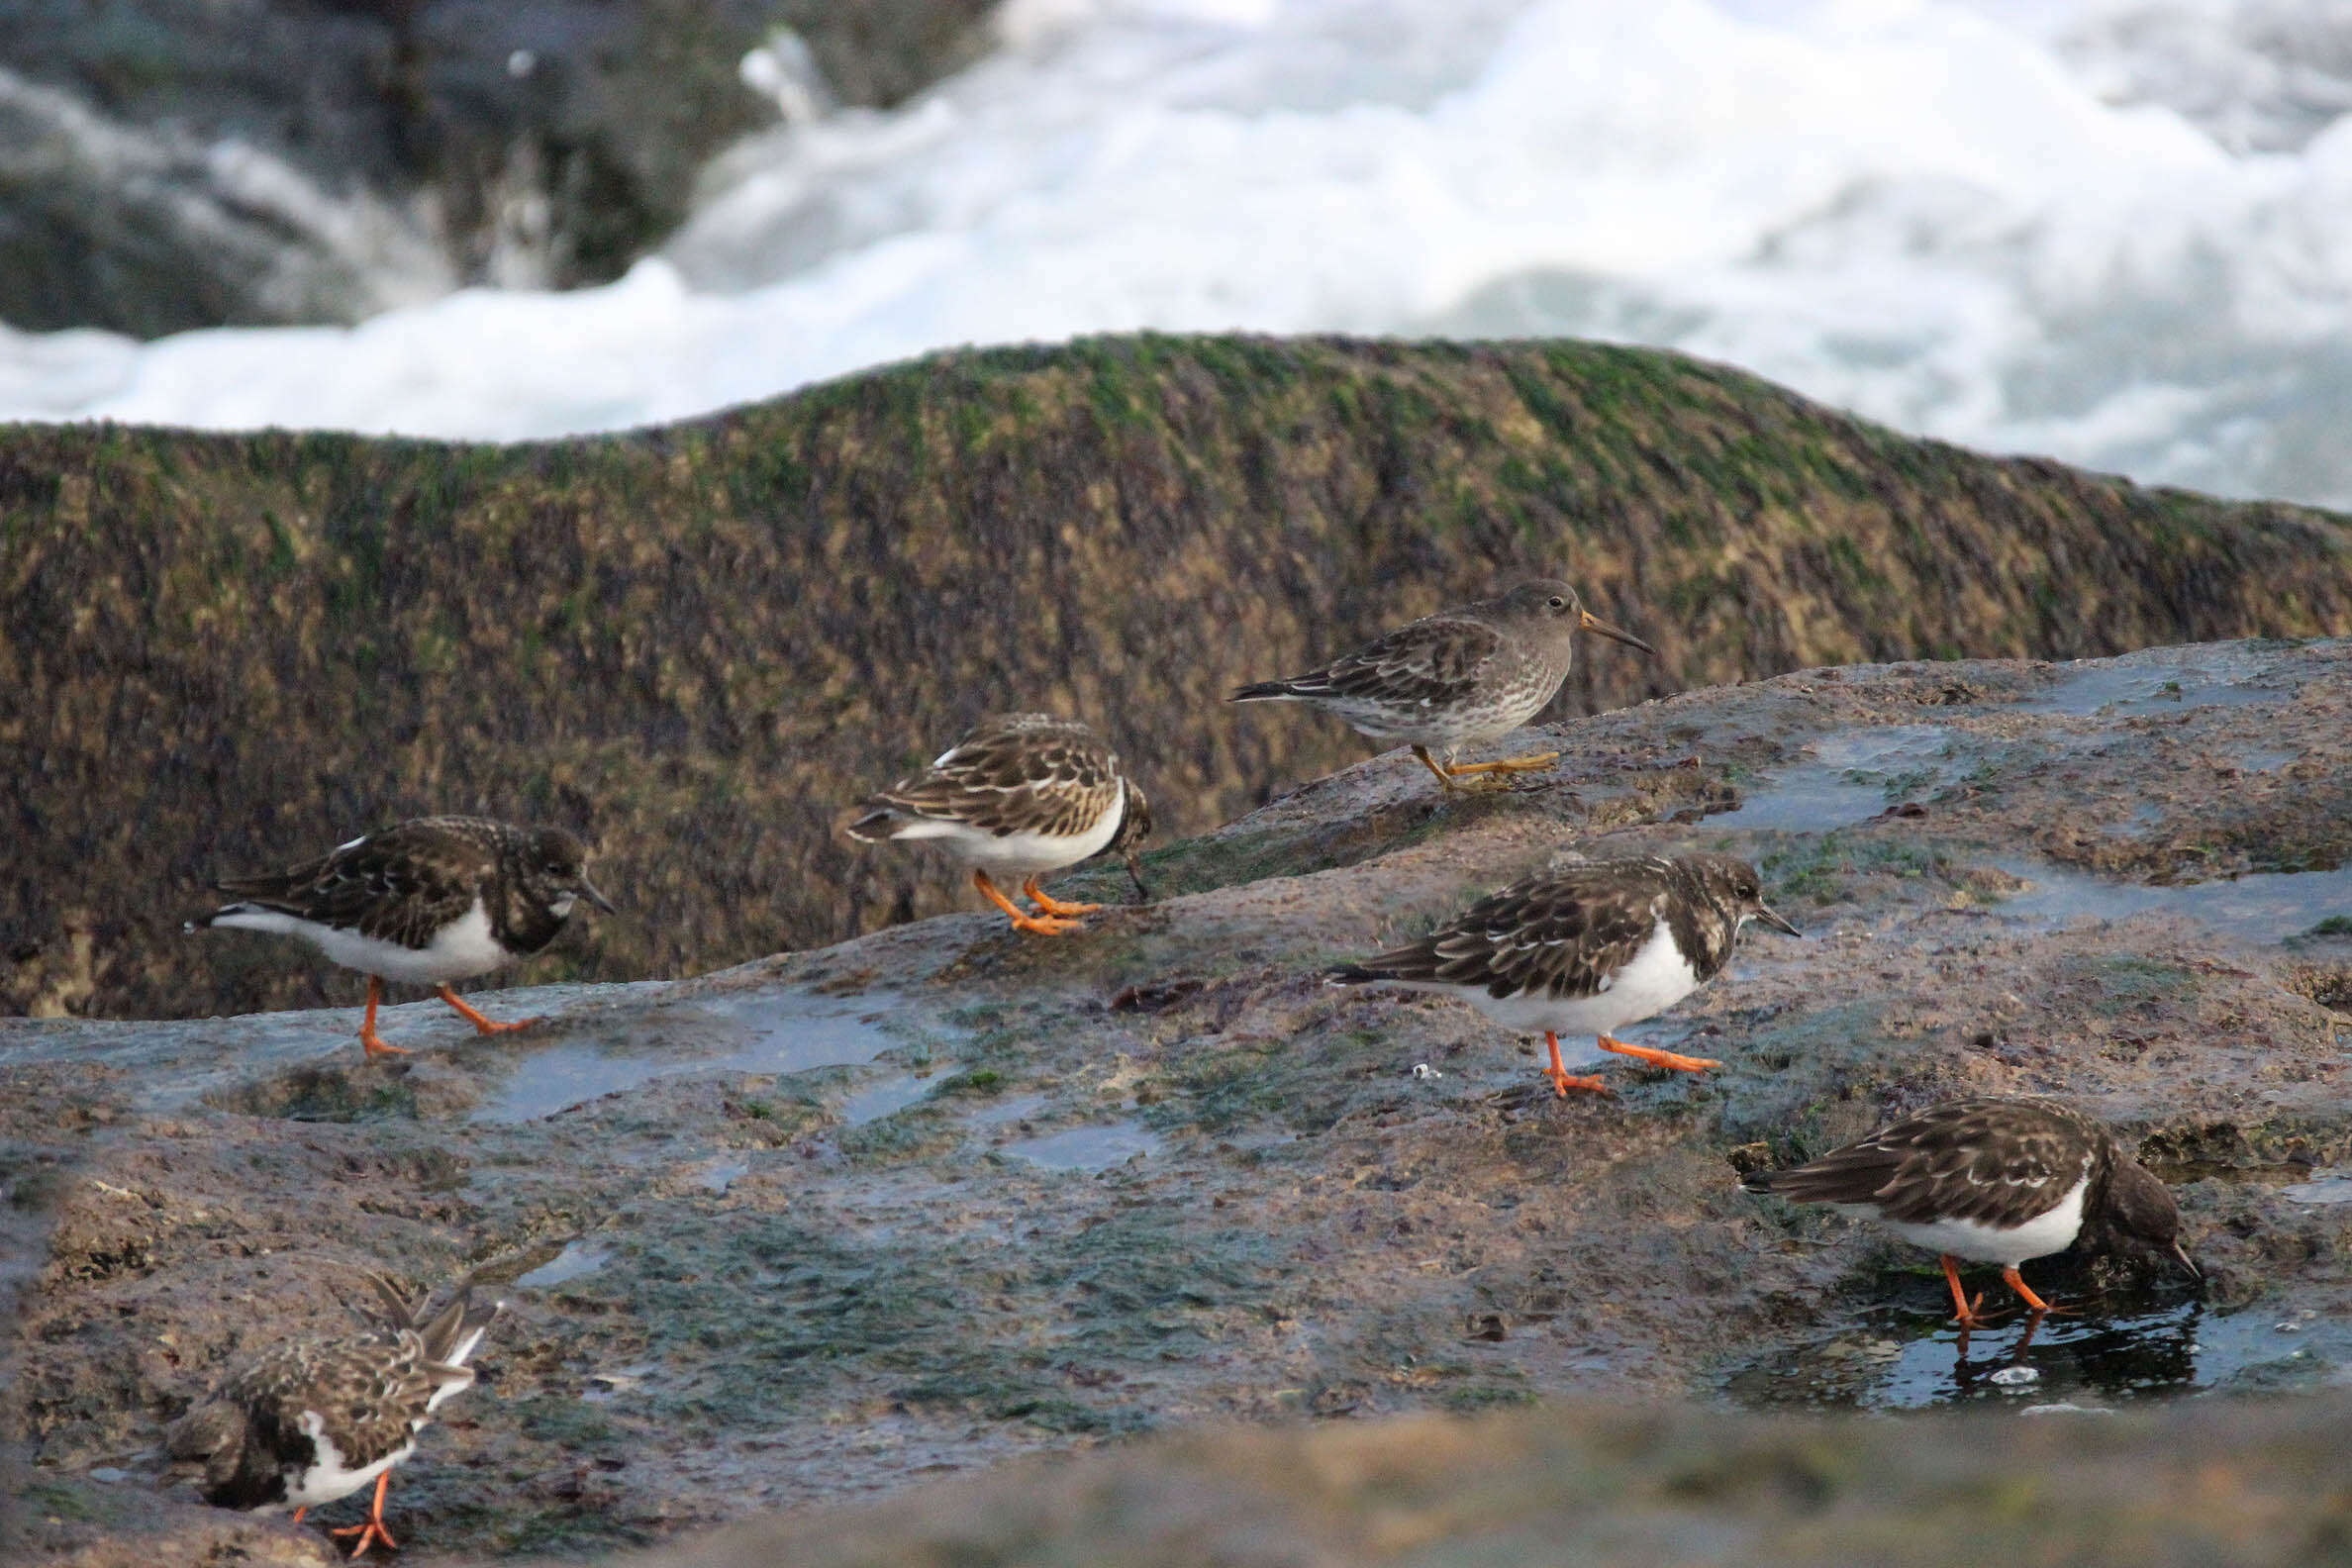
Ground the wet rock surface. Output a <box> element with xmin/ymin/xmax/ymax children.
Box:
<box><xmin>7</xmin><ymin>637</ymin><xmax>2352</xmax><ymax>1562</ymax></box>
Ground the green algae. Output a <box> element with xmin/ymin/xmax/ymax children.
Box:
<box><xmin>7</xmin><ymin>335</ymin><xmax>2351</xmax><ymax>1024</ymax></box>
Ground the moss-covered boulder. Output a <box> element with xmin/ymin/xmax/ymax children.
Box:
<box><xmin>3</xmin><ymin>333</ymin><xmax>2349</xmax><ymax>1021</ymax></box>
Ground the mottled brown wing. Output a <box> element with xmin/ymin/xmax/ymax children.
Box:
<box><xmin>1272</xmin><ymin>615</ymin><xmax>1505</xmax><ymax>708</ymax></box>
<box><xmin>224</xmin><ymin>1329</ymin><xmax>437</xmax><ymax>1473</ymax></box>
<box><xmin>1351</xmin><ymin>871</ymin><xmax>1661</xmax><ymax>1000</ymax></box>
<box><xmin>870</xmin><ymin>716</ymin><xmax>1120</xmax><ymax>837</ymax></box>
<box><xmin>217</xmin><ymin>820</ymin><xmax>495</xmax><ymax>948</ymax></box>
<box><xmin>1753</xmin><ymin>1099</ymin><xmax>2098</xmax><ymax>1227</ymax></box>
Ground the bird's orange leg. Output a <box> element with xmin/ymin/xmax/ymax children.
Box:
<box><xmin>435</xmin><ymin>985</ymin><xmax>541</xmax><ymax>1035</ymax></box>
<box><xmin>1540</xmin><ymin>1032</ymin><xmax>1612</xmax><ymax>1098</ymax></box>
<box><xmin>1021</xmin><ymin>875</ymin><xmax>1102</xmax><ymax>919</ymax></box>
<box><xmin>973</xmin><ymin>871</ymin><xmax>1078</xmax><ymax>935</ymax></box>
<box><xmin>1942</xmin><ymin>1254</ymin><xmax>1993</xmax><ymax>1329</ymax></box>
<box><xmin>1596</xmin><ymin>1032</ymin><xmax>1722</xmax><ymax>1073</ymax></box>
<box><xmin>291</xmin><ymin>1508</ymin><xmax>307</xmax><ymax>1525</ymax></box>
<box><xmin>1444</xmin><ymin>750</ymin><xmax>1561</xmax><ymax>777</ymax></box>
<box><xmin>1412</xmin><ymin>745</ymin><xmax>1465</xmax><ymax>790</ymax></box>
<box><xmin>358</xmin><ymin>977</ymin><xmax>410</xmax><ymax>1058</ymax></box>
<box><xmin>2000</xmin><ymin>1266</ymin><xmax>2074</xmax><ymax>1317</ymax></box>
<box><xmin>325</xmin><ymin>1471</ymin><xmax>398</xmax><ymax>1557</ymax></box>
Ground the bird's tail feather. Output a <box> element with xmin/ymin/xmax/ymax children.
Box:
<box><xmin>1228</xmin><ymin>679</ymin><xmax>1316</xmax><ymax>702</ymax></box>
<box><xmin>839</xmin><ymin>806</ymin><xmax>906</xmax><ymax>844</ymax></box>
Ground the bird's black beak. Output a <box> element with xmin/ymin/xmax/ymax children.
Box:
<box><xmin>1579</xmin><ymin>606</ymin><xmax>1658</xmax><ymax>656</ymax></box>
<box><xmin>1754</xmin><ymin>903</ymin><xmax>1801</xmax><ymax>936</ymax></box>
<box><xmin>578</xmin><ymin>876</ymin><xmax>616</xmax><ymax>915</ymax></box>
<box><xmin>1124</xmin><ymin>845</ymin><xmax>1153</xmax><ymax>904</ymax></box>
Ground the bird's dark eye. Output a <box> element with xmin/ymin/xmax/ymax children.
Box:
<box><xmin>1546</xmin><ymin>595</ymin><xmax>1566</xmax><ymax>609</ymax></box>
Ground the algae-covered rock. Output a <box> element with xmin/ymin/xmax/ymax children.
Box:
<box><xmin>3</xmin><ymin>335</ymin><xmax>2350</xmax><ymax>1025</ymax></box>
<box><xmin>9</xmin><ymin>639</ymin><xmax>2352</xmax><ymax>1564</ymax></box>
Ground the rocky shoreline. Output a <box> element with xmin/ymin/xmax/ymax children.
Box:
<box><xmin>7</xmin><ymin>637</ymin><xmax>2350</xmax><ymax>1563</ymax></box>
<box><xmin>7</xmin><ymin>336</ymin><xmax>2350</xmax><ymax>1027</ymax></box>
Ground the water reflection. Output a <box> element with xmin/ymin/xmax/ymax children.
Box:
<box><xmin>1728</xmin><ymin>1290</ymin><xmax>2348</xmax><ymax>1413</ymax></box>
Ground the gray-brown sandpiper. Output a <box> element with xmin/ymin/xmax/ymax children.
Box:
<box><xmin>1228</xmin><ymin>578</ymin><xmax>1656</xmax><ymax>791</ymax></box>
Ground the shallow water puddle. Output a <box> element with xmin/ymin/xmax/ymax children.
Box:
<box><xmin>2016</xmin><ymin>654</ymin><xmax>2289</xmax><ymax>718</ymax></box>
<box><xmin>999</xmin><ymin>1121</ymin><xmax>1164</xmax><ymax>1171</ymax></box>
<box><xmin>472</xmin><ymin>989</ymin><xmax>920</xmax><ymax>1123</ymax></box>
<box><xmin>1725</xmin><ymin>1296</ymin><xmax>2346</xmax><ymax>1413</ymax></box>
<box><xmin>1996</xmin><ymin>861</ymin><xmax>2352</xmax><ymax>945</ymax></box>
<box><xmin>837</xmin><ymin>1073</ymin><xmax>935</xmax><ymax>1127</ymax></box>
<box><xmin>1709</xmin><ymin>726</ymin><xmax>1956</xmax><ymax>832</ymax></box>
<box><xmin>2281</xmin><ymin>1169</ymin><xmax>2352</xmax><ymax>1205</ymax></box>
<box><xmin>695</xmin><ymin>1157</ymin><xmax>750</xmax><ymax>1193</ymax></box>
<box><xmin>961</xmin><ymin>1092</ymin><xmax>1052</xmax><ymax>1130</ymax></box>
<box><xmin>517</xmin><ymin>1239</ymin><xmax>614</xmax><ymax>1289</ymax></box>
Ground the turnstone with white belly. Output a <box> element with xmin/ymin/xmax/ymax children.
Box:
<box><xmin>843</xmin><ymin>713</ymin><xmax>1151</xmax><ymax>935</ymax></box>
<box><xmin>1229</xmin><ymin>579</ymin><xmax>1657</xmax><ymax>791</ymax></box>
<box><xmin>1740</xmin><ymin>1096</ymin><xmax>2198</xmax><ymax>1326</ymax></box>
<box><xmin>1328</xmin><ymin>852</ymin><xmax>1798</xmax><ymax>1095</ymax></box>
<box><xmin>168</xmin><ymin>1275</ymin><xmax>504</xmax><ymax>1558</ymax></box>
<box><xmin>187</xmin><ymin>817</ymin><xmax>613</xmax><ymax>1057</ymax></box>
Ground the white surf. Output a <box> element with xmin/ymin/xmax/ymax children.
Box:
<box><xmin>0</xmin><ymin>2</ymin><xmax>2348</xmax><ymax>507</ymax></box>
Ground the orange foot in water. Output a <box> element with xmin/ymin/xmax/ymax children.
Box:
<box><xmin>1941</xmin><ymin>1254</ymin><xmax>1995</xmax><ymax>1330</ymax></box>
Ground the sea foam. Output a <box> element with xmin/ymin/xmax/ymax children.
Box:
<box><xmin>3</xmin><ymin>0</ymin><xmax>2349</xmax><ymax>508</ymax></box>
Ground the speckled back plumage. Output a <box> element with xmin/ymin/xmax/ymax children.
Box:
<box><xmin>1229</xmin><ymin>580</ymin><xmax>1593</xmax><ymax>746</ymax></box>
<box><xmin>193</xmin><ymin>816</ymin><xmax>596</xmax><ymax>957</ymax></box>
<box><xmin>1743</xmin><ymin>1097</ymin><xmax>2130</xmax><ymax>1229</ymax></box>
<box><xmin>1335</xmin><ymin>854</ymin><xmax>1763</xmax><ymax>1001</ymax></box>
<box><xmin>167</xmin><ymin>1277</ymin><xmax>502</xmax><ymax>1513</ymax></box>
<box><xmin>844</xmin><ymin>714</ymin><xmax>1131</xmax><ymax>845</ymax></box>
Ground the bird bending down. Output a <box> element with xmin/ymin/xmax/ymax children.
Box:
<box><xmin>1229</xmin><ymin>578</ymin><xmax>1657</xmax><ymax>792</ymax></box>
<box><xmin>1329</xmin><ymin>852</ymin><xmax>1798</xmax><ymax>1097</ymax></box>
<box><xmin>1740</xmin><ymin>1096</ymin><xmax>2199</xmax><ymax>1327</ymax></box>
<box><xmin>186</xmin><ymin>817</ymin><xmax>613</xmax><ymax>1058</ymax></box>
<box><xmin>168</xmin><ymin>1275</ymin><xmax>504</xmax><ymax>1558</ymax></box>
<box><xmin>842</xmin><ymin>713</ymin><xmax>1153</xmax><ymax>936</ymax></box>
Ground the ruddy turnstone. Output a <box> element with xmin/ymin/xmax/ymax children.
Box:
<box><xmin>167</xmin><ymin>1275</ymin><xmax>503</xmax><ymax>1557</ymax></box>
<box><xmin>187</xmin><ymin>817</ymin><xmax>613</xmax><ymax>1057</ymax></box>
<box><xmin>1740</xmin><ymin>1096</ymin><xmax>2198</xmax><ymax>1326</ymax></box>
<box><xmin>842</xmin><ymin>713</ymin><xmax>1152</xmax><ymax>935</ymax></box>
<box><xmin>1328</xmin><ymin>852</ymin><xmax>1798</xmax><ymax>1095</ymax></box>
<box><xmin>1229</xmin><ymin>578</ymin><xmax>1656</xmax><ymax>791</ymax></box>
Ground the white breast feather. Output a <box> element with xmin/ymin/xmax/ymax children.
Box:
<box><xmin>1400</xmin><ymin>919</ymin><xmax>1703</xmax><ymax>1038</ymax></box>
<box><xmin>210</xmin><ymin>897</ymin><xmax>509</xmax><ymax>985</ymax></box>
<box><xmin>276</xmin><ymin>1411</ymin><xmax>414</xmax><ymax>1510</ymax></box>
<box><xmin>1869</xmin><ymin>1174</ymin><xmax>2091</xmax><ymax>1266</ymax></box>
<box><xmin>881</xmin><ymin>798</ymin><xmax>1122</xmax><ymax>875</ymax></box>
